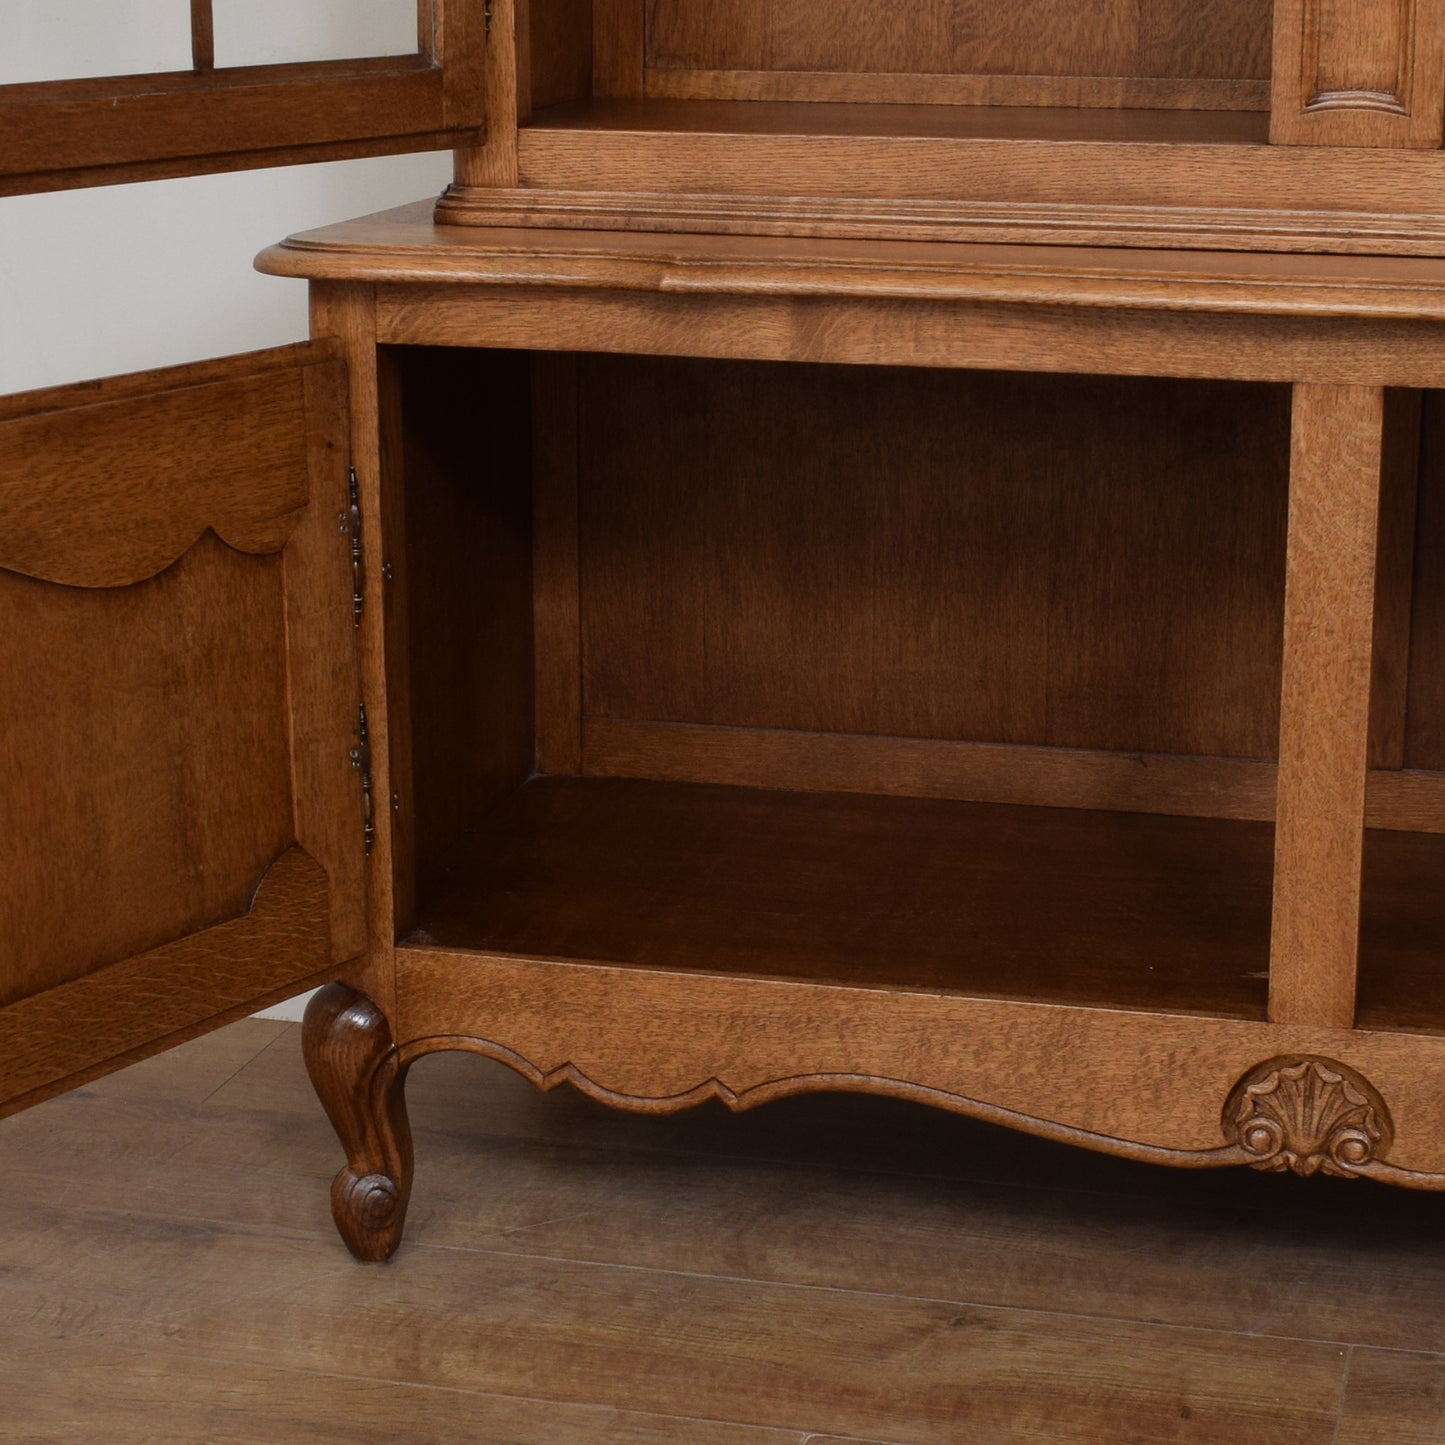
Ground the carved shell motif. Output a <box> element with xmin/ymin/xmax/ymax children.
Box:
<box><xmin>1224</xmin><ymin>1057</ymin><xmax>1392</xmax><ymax>1179</ymax></box>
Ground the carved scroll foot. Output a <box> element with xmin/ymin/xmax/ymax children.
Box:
<box><xmin>1223</xmin><ymin>1056</ymin><xmax>1393</xmax><ymax>1180</ymax></box>
<box><xmin>302</xmin><ymin>983</ymin><xmax>413</xmax><ymax>1262</ymax></box>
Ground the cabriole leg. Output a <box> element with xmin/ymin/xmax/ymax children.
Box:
<box><xmin>302</xmin><ymin>982</ymin><xmax>413</xmax><ymax>1262</ymax></box>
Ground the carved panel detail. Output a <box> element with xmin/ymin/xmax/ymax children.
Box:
<box><xmin>1302</xmin><ymin>0</ymin><xmax>1415</xmax><ymax>116</ymax></box>
<box><xmin>1223</xmin><ymin>1056</ymin><xmax>1393</xmax><ymax>1178</ymax></box>
<box><xmin>1272</xmin><ymin>0</ymin><xmax>1445</xmax><ymax>147</ymax></box>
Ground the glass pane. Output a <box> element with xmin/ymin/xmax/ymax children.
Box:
<box><xmin>1</xmin><ymin>3</ymin><xmax>193</xmax><ymax>85</ymax></box>
<box><xmin>212</xmin><ymin>0</ymin><xmax>418</xmax><ymax>68</ymax></box>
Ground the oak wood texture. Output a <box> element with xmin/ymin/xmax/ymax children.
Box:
<box><xmin>644</xmin><ymin>69</ymin><xmax>1271</xmax><ymax>113</ymax></box>
<box><xmin>0</xmin><ymin>852</ymin><xmax>334</xmax><ymax>1120</ymax></box>
<box><xmin>190</xmin><ymin>0</ymin><xmax>216</xmax><ymax>73</ymax></box>
<box><xmin>266</xmin><ymin>235</ymin><xmax>1445</xmax><ymax>1234</ymax></box>
<box><xmin>0</xmin><ymin>342</ymin><xmax>365</xmax><ymax>1114</ymax></box>
<box><xmin>1268</xmin><ymin>385</ymin><xmax>1387</xmax><ymax>1028</ymax></box>
<box><xmin>641</xmin><ymin>0</ymin><xmax>1272</xmax><ymax>111</ymax></box>
<box><xmin>438</xmin><ymin>182</ymin><xmax>1445</xmax><ymax>260</ymax></box>
<box><xmin>437</xmin><ymin>98</ymin><xmax>1445</xmax><ymax>255</ymax></box>
<box><xmin>431</xmin><ymin>0</ymin><xmax>1445</xmax><ymax>254</ymax></box>
<box><xmin>1271</xmin><ymin>0</ymin><xmax>1445</xmax><ymax>148</ymax></box>
<box><xmin>528</xmin><ymin>0</ymin><xmax>594</xmax><ymax>111</ymax></box>
<box><xmin>407</xmin><ymin>775</ymin><xmax>1275</xmax><ymax>1019</ymax></box>
<box><xmin>401</xmin><ymin>773</ymin><xmax>1445</xmax><ymax>1049</ymax></box>
<box><xmin>0</xmin><ymin>2</ymin><xmax>486</xmax><ymax>196</ymax></box>
<box><xmin>391</xmin><ymin>939</ymin><xmax>1445</xmax><ymax>1177</ymax></box>
<box><xmin>309</xmin><ymin>283</ymin><xmax>403</xmax><ymax>1021</ymax></box>
<box><xmin>511</xmin><ymin>97</ymin><xmax>1445</xmax><ymax>212</ymax></box>
<box><xmin>365</xmin><ymin>280</ymin><xmax>1445</xmax><ymax>391</ymax></box>
<box><xmin>584</xmin><ymin>719</ymin><xmax>1445</xmax><ymax>833</ymax></box>
<box><xmin>454</xmin><ymin>0</ymin><xmax>522</xmax><ymax>188</ymax></box>
<box><xmin>23</xmin><ymin>0</ymin><xmax>1445</xmax><ymax>1304</ymax></box>
<box><xmin>262</xmin><ymin>205</ymin><xmax>1445</xmax><ymax>335</ymax></box>
<box><xmin>18</xmin><ymin>1019</ymin><xmax>1428</xmax><ymax>1442</ymax></box>
<box><xmin>303</xmin><ymin>982</ymin><xmax>413</xmax><ymax>1261</ymax></box>
<box><xmin>595</xmin><ymin>0</ymin><xmax>646</xmax><ymax>97</ymax></box>
<box><xmin>575</xmin><ymin>359</ymin><xmax>1289</xmax><ymax>759</ymax></box>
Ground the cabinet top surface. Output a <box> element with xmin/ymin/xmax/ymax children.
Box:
<box><xmin>260</xmin><ymin>202</ymin><xmax>1445</xmax><ymax>322</ymax></box>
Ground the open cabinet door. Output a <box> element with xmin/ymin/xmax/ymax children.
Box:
<box><xmin>0</xmin><ymin>341</ymin><xmax>366</xmax><ymax>1117</ymax></box>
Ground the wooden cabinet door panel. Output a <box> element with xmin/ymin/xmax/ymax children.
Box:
<box><xmin>0</xmin><ymin>342</ymin><xmax>365</xmax><ymax>1115</ymax></box>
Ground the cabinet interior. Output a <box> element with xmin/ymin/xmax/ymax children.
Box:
<box><xmin>388</xmin><ymin>345</ymin><xmax>1445</xmax><ymax>1027</ymax></box>
<box><xmin>524</xmin><ymin>0</ymin><xmax>1274</xmax><ymax>150</ymax></box>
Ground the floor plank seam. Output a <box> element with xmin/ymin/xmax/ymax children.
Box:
<box><xmin>109</xmin><ymin>1339</ymin><xmax>822</xmax><ymax>1439</ymax></box>
<box><xmin>1331</xmin><ymin>1343</ymin><xmax>1356</xmax><ymax>1445</ymax></box>
<box><xmin>407</xmin><ymin>1235</ymin><xmax>1402</xmax><ymax>1355</ymax></box>
<box><xmin>197</xmin><ymin>1025</ymin><xmax>297</xmax><ymax>1106</ymax></box>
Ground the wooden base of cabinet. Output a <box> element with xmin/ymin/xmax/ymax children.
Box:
<box><xmin>266</xmin><ymin>214</ymin><xmax>1445</xmax><ymax>1261</ymax></box>
<box><xmin>307</xmin><ymin>950</ymin><xmax>1445</xmax><ymax>1260</ymax></box>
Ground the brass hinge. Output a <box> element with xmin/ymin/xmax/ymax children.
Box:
<box><xmin>346</xmin><ymin>467</ymin><xmax>364</xmax><ymax>628</ymax></box>
<box><xmin>350</xmin><ymin>702</ymin><xmax>375</xmax><ymax>857</ymax></box>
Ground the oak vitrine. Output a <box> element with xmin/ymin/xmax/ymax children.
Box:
<box><xmin>10</xmin><ymin>0</ymin><xmax>1445</xmax><ymax>1263</ymax></box>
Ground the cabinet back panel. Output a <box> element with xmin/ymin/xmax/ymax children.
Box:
<box><xmin>641</xmin><ymin>0</ymin><xmax>1273</xmax><ymax>108</ymax></box>
<box><xmin>577</xmin><ymin>358</ymin><xmax>1291</xmax><ymax>761</ymax></box>
<box><xmin>529</xmin><ymin>0</ymin><xmax>595</xmax><ymax>109</ymax></box>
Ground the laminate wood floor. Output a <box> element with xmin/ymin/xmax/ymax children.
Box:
<box><xmin>6</xmin><ymin>1019</ymin><xmax>1445</xmax><ymax>1443</ymax></box>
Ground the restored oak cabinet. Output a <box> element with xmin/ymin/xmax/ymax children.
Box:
<box><xmin>10</xmin><ymin>1</ymin><xmax>1445</xmax><ymax>1263</ymax></box>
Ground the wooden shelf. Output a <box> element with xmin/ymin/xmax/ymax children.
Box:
<box><xmin>522</xmin><ymin>99</ymin><xmax>1271</xmax><ymax>147</ymax></box>
<box><xmin>406</xmin><ymin>775</ymin><xmax>1276</xmax><ymax>1020</ymax></box>
<box><xmin>438</xmin><ymin>97</ymin><xmax>1445</xmax><ymax>256</ymax></box>
<box><xmin>513</xmin><ymin>101</ymin><xmax>1276</xmax><ymax>209</ymax></box>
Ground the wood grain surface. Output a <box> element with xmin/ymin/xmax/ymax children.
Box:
<box><xmin>0</xmin><ymin>536</ymin><xmax>294</xmax><ymax>1003</ymax></box>
<box><xmin>1269</xmin><ymin>385</ymin><xmax>1384</xmax><ymax>1029</ymax></box>
<box><xmin>265</xmin><ymin>208</ymin><xmax>1445</xmax><ymax>322</ymax></box>
<box><xmin>642</xmin><ymin>0</ymin><xmax>1272</xmax><ymax>110</ymax></box>
<box><xmin>407</xmin><ymin>775</ymin><xmax>1276</xmax><ymax>1019</ymax></box>
<box><xmin>0</xmin><ymin>850</ymin><xmax>333</xmax><ymax>1116</ymax></box>
<box><xmin>575</xmin><ymin>358</ymin><xmax>1289</xmax><ymax>759</ymax></box>
<box><xmin>0</xmin><ymin>362</ymin><xmax>311</xmax><ymax>588</ymax></box>
<box><xmin>309</xmin><ymin>282</ymin><xmax>404</xmax><ymax>1020</ymax></box>
<box><xmin>1271</xmin><ymin>0</ymin><xmax>1445</xmax><ymax>148</ymax></box>
<box><xmin>1</xmin><ymin>0</ymin><xmax>486</xmax><ymax>195</ymax></box>
<box><xmin>583</xmin><ymin>719</ymin><xmax>1445</xmax><ymax>834</ymax></box>
<box><xmin>0</xmin><ymin>342</ymin><xmax>365</xmax><ymax>1113</ymax></box>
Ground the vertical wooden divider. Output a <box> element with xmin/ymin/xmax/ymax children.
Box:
<box><xmin>1269</xmin><ymin>383</ymin><xmax>1386</xmax><ymax>1029</ymax></box>
<box><xmin>189</xmin><ymin>0</ymin><xmax>215</xmax><ymax>71</ymax></box>
<box><xmin>310</xmin><ymin>282</ymin><xmax>399</xmax><ymax>1020</ymax></box>
<box><xmin>453</xmin><ymin>0</ymin><xmax>520</xmax><ymax>187</ymax></box>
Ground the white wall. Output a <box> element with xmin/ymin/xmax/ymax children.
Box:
<box><xmin>4</xmin><ymin>1</ymin><xmax>416</xmax><ymax>84</ymax></box>
<box><xmin>2</xmin><ymin>8</ymin><xmax>457</xmax><ymax>1024</ymax></box>
<box><xmin>0</xmin><ymin>152</ymin><xmax>452</xmax><ymax>395</ymax></box>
